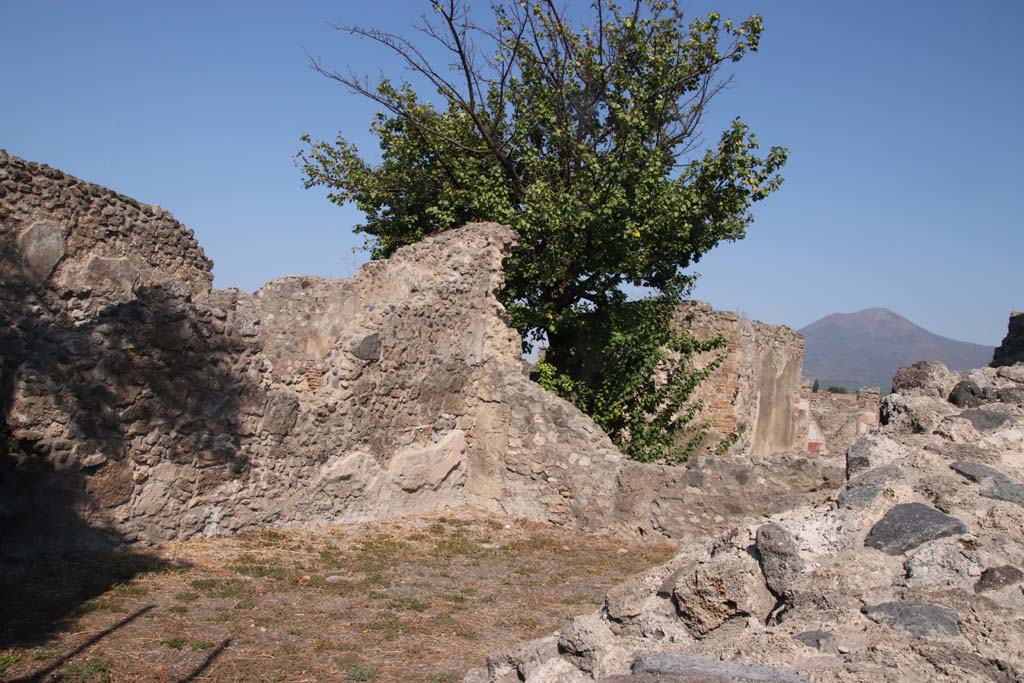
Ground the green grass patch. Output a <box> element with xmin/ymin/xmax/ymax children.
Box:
<box><xmin>0</xmin><ymin>651</ymin><xmax>20</xmax><ymax>675</ymax></box>
<box><xmin>190</xmin><ymin>578</ymin><xmax>249</xmax><ymax>599</ymax></box>
<box><xmin>334</xmin><ymin>656</ymin><xmax>377</xmax><ymax>682</ymax></box>
<box><xmin>109</xmin><ymin>582</ymin><xmax>148</xmax><ymax>598</ymax></box>
<box><xmin>58</xmin><ymin>656</ymin><xmax>111</xmax><ymax>683</ymax></box>
<box><xmin>74</xmin><ymin>598</ymin><xmax>121</xmax><ymax>615</ymax></box>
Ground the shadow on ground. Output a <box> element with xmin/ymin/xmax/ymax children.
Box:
<box><xmin>0</xmin><ymin>549</ymin><xmax>186</xmax><ymax>651</ymax></box>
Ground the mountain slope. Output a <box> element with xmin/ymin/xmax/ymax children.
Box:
<box><xmin>799</xmin><ymin>308</ymin><xmax>994</xmax><ymax>390</ymax></box>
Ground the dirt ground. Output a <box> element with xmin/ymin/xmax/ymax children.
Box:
<box><xmin>0</xmin><ymin>508</ymin><xmax>676</xmax><ymax>683</ymax></box>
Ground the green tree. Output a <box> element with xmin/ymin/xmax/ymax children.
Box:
<box><xmin>299</xmin><ymin>0</ymin><xmax>787</xmax><ymax>461</ymax></box>
<box><xmin>812</xmin><ymin>378</ymin><xmax>820</xmax><ymax>393</ymax></box>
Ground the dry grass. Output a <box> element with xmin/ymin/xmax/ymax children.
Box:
<box><xmin>0</xmin><ymin>508</ymin><xmax>675</xmax><ymax>683</ymax></box>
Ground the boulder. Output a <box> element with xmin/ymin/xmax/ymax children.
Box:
<box><xmin>880</xmin><ymin>393</ymin><xmax>955</xmax><ymax>434</ymax></box>
<box><xmin>997</xmin><ymin>364</ymin><xmax>1024</xmax><ymax>384</ymax></box>
<box><xmin>891</xmin><ymin>361</ymin><xmax>957</xmax><ymax>398</ymax></box>
<box><xmin>670</xmin><ymin>551</ymin><xmax>775</xmax><ymax>635</ymax></box>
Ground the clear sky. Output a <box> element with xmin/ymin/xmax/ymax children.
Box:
<box><xmin>2</xmin><ymin>1</ymin><xmax>1020</xmax><ymax>345</ymax></box>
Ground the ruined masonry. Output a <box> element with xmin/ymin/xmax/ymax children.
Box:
<box><xmin>0</xmin><ymin>151</ymin><xmax>840</xmax><ymax>550</ymax></box>
<box><xmin>673</xmin><ymin>301</ymin><xmax>807</xmax><ymax>457</ymax></box>
<box><xmin>993</xmin><ymin>311</ymin><xmax>1024</xmax><ymax>367</ymax></box>
<box><xmin>470</xmin><ymin>359</ymin><xmax>1024</xmax><ymax>683</ymax></box>
<box><xmin>804</xmin><ymin>386</ymin><xmax>881</xmax><ymax>456</ymax></box>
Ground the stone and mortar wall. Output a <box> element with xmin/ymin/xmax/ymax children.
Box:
<box><xmin>672</xmin><ymin>301</ymin><xmax>807</xmax><ymax>456</ymax></box>
<box><xmin>0</xmin><ymin>152</ymin><xmax>840</xmax><ymax>551</ymax></box>
<box><xmin>806</xmin><ymin>387</ymin><xmax>881</xmax><ymax>455</ymax></box>
<box><xmin>992</xmin><ymin>310</ymin><xmax>1024</xmax><ymax>367</ymax></box>
<box><xmin>0</xmin><ymin>151</ymin><xmax>211</xmax><ymax>310</ymax></box>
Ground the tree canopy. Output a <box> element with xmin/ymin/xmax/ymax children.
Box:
<box><xmin>299</xmin><ymin>0</ymin><xmax>787</xmax><ymax>461</ymax></box>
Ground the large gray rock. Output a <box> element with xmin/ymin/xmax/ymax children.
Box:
<box><xmin>861</xmin><ymin>602</ymin><xmax>961</xmax><ymax>639</ymax></box>
<box><xmin>259</xmin><ymin>392</ymin><xmax>300</xmax><ymax>436</ymax></box>
<box><xmin>845</xmin><ymin>434</ymin><xmax>903</xmax><ymax>479</ymax></box>
<box><xmin>958</xmin><ymin>408</ymin><xmax>1010</xmax><ymax>431</ymax></box>
<box><xmin>836</xmin><ymin>463</ymin><xmax>903</xmax><ymax>508</ymax></box>
<box><xmin>950</xmin><ymin>461</ymin><xmax>1012</xmax><ymax>485</ymax></box>
<box><xmin>755</xmin><ymin>523</ymin><xmax>804</xmax><ymax>597</ymax></box>
<box><xmin>951</xmin><ymin>461</ymin><xmax>1024</xmax><ymax>507</ymax></box>
<box><xmin>864</xmin><ymin>503</ymin><xmax>967</xmax><ymax>555</ymax></box>
<box><xmin>631</xmin><ymin>652</ymin><xmax>809</xmax><ymax>683</ymax></box>
<box><xmin>982</xmin><ymin>479</ymin><xmax>1024</xmax><ymax>507</ymax></box>
<box><xmin>948</xmin><ymin>380</ymin><xmax>988</xmax><ymax>408</ymax></box>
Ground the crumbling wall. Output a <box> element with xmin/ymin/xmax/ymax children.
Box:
<box><xmin>992</xmin><ymin>310</ymin><xmax>1024</xmax><ymax>367</ymax></box>
<box><xmin>471</xmin><ymin>359</ymin><xmax>1024</xmax><ymax>683</ymax></box>
<box><xmin>673</xmin><ymin>301</ymin><xmax>807</xmax><ymax>456</ymax></box>
<box><xmin>806</xmin><ymin>387</ymin><xmax>881</xmax><ymax>455</ymax></box>
<box><xmin>1</xmin><ymin>152</ymin><xmax>840</xmax><ymax>550</ymax></box>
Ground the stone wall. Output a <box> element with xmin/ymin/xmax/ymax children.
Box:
<box><xmin>0</xmin><ymin>152</ymin><xmax>840</xmax><ymax>551</ymax></box>
<box><xmin>805</xmin><ymin>387</ymin><xmax>881</xmax><ymax>455</ymax></box>
<box><xmin>0</xmin><ymin>151</ymin><xmax>211</xmax><ymax>311</ymax></box>
<box><xmin>992</xmin><ymin>310</ymin><xmax>1024</xmax><ymax>367</ymax></box>
<box><xmin>673</xmin><ymin>301</ymin><xmax>807</xmax><ymax>456</ymax></box>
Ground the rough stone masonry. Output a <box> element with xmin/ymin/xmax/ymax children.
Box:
<box><xmin>469</xmin><ymin>358</ymin><xmax>1024</xmax><ymax>683</ymax></box>
<box><xmin>0</xmin><ymin>151</ymin><xmax>840</xmax><ymax>551</ymax></box>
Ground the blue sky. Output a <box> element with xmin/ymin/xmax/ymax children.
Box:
<box><xmin>2</xmin><ymin>1</ymin><xmax>1020</xmax><ymax>345</ymax></box>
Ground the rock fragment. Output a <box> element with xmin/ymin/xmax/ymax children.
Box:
<box><xmin>951</xmin><ymin>461</ymin><xmax>1024</xmax><ymax>507</ymax></box>
<box><xmin>836</xmin><ymin>463</ymin><xmax>903</xmax><ymax>508</ymax></box>
<box><xmin>631</xmin><ymin>652</ymin><xmax>810</xmax><ymax>683</ymax></box>
<box><xmin>958</xmin><ymin>408</ymin><xmax>1010</xmax><ymax>431</ymax></box>
<box><xmin>948</xmin><ymin>380</ymin><xmax>987</xmax><ymax>408</ymax></box>
<box><xmin>792</xmin><ymin>630</ymin><xmax>838</xmax><ymax>654</ymax></box>
<box><xmin>950</xmin><ymin>461</ymin><xmax>1012</xmax><ymax>485</ymax></box>
<box><xmin>669</xmin><ymin>552</ymin><xmax>775</xmax><ymax>635</ymax></box>
<box><xmin>755</xmin><ymin>523</ymin><xmax>804</xmax><ymax>597</ymax></box>
<box><xmin>974</xmin><ymin>565</ymin><xmax>1024</xmax><ymax>593</ymax></box>
<box><xmin>864</xmin><ymin>503</ymin><xmax>967</xmax><ymax>555</ymax></box>
<box><xmin>860</xmin><ymin>601</ymin><xmax>961</xmax><ymax>639</ymax></box>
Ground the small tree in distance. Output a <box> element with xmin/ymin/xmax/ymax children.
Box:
<box><xmin>299</xmin><ymin>0</ymin><xmax>787</xmax><ymax>462</ymax></box>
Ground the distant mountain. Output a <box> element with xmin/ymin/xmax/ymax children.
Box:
<box><xmin>799</xmin><ymin>308</ymin><xmax>994</xmax><ymax>391</ymax></box>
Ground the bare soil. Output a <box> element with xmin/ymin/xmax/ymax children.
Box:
<box><xmin>0</xmin><ymin>508</ymin><xmax>675</xmax><ymax>683</ymax></box>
